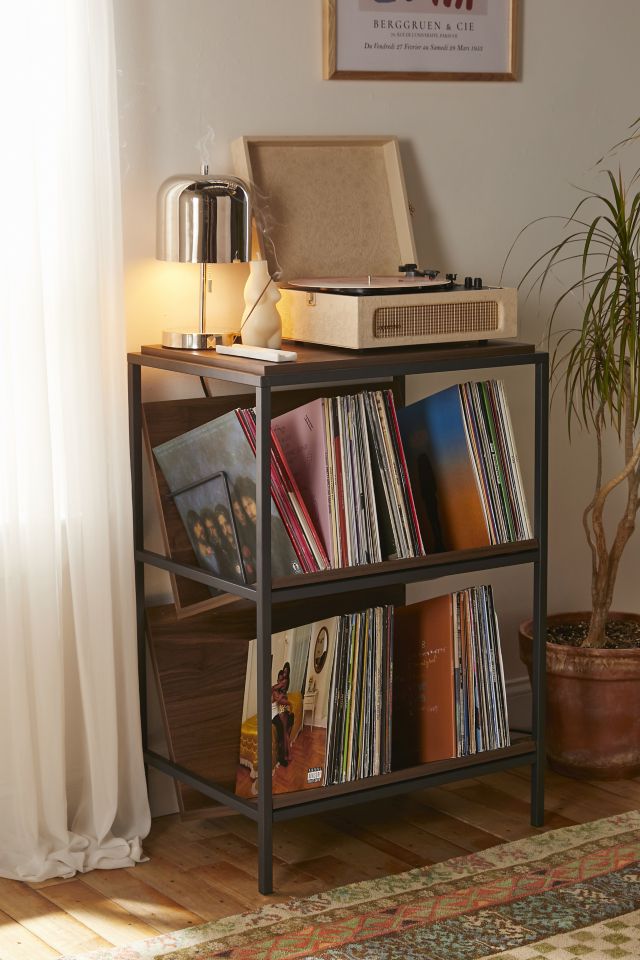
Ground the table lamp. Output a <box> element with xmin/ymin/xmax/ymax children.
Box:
<box><xmin>156</xmin><ymin>165</ymin><xmax>251</xmax><ymax>349</ymax></box>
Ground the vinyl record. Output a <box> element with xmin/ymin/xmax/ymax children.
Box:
<box><xmin>286</xmin><ymin>275</ymin><xmax>453</xmax><ymax>295</ymax></box>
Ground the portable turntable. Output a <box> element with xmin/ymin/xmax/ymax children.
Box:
<box><xmin>232</xmin><ymin>136</ymin><xmax>517</xmax><ymax>350</ymax></box>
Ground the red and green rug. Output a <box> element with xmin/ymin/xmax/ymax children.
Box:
<box><xmin>63</xmin><ymin>810</ymin><xmax>640</xmax><ymax>960</ymax></box>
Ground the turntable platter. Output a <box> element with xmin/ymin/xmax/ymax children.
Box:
<box><xmin>285</xmin><ymin>275</ymin><xmax>454</xmax><ymax>296</ymax></box>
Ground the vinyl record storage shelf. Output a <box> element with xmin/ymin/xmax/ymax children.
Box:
<box><xmin>128</xmin><ymin>339</ymin><xmax>548</xmax><ymax>895</ymax></box>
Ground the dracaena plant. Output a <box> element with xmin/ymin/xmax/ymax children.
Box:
<box><xmin>511</xmin><ymin>156</ymin><xmax>640</xmax><ymax>648</ymax></box>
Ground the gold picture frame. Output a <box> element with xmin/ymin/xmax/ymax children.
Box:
<box><xmin>323</xmin><ymin>0</ymin><xmax>518</xmax><ymax>81</ymax></box>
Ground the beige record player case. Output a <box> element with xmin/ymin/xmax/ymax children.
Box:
<box><xmin>232</xmin><ymin>136</ymin><xmax>517</xmax><ymax>350</ymax></box>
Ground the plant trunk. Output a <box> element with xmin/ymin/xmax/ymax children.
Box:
<box><xmin>585</xmin><ymin>597</ymin><xmax>611</xmax><ymax>648</ymax></box>
<box><xmin>584</xmin><ymin>487</ymin><xmax>638</xmax><ymax>647</ymax></box>
<box><xmin>582</xmin><ymin>369</ymin><xmax>640</xmax><ymax>648</ymax></box>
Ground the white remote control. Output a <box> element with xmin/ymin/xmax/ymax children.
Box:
<box><xmin>216</xmin><ymin>343</ymin><xmax>298</xmax><ymax>363</ymax></box>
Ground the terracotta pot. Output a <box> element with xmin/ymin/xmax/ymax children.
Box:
<box><xmin>519</xmin><ymin>612</ymin><xmax>640</xmax><ymax>780</ymax></box>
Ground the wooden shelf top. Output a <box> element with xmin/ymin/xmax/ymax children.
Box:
<box><xmin>132</xmin><ymin>339</ymin><xmax>541</xmax><ymax>386</ymax></box>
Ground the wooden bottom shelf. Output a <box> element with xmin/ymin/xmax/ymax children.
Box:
<box><xmin>237</xmin><ymin>738</ymin><xmax>537</xmax><ymax>821</ymax></box>
<box><xmin>273</xmin><ymin>738</ymin><xmax>535</xmax><ymax>807</ymax></box>
<box><xmin>146</xmin><ymin>738</ymin><xmax>537</xmax><ymax>823</ymax></box>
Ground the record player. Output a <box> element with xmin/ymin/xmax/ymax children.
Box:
<box><xmin>232</xmin><ymin>136</ymin><xmax>516</xmax><ymax>350</ymax></box>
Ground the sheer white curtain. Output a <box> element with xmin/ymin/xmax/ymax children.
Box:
<box><xmin>0</xmin><ymin>0</ymin><xmax>150</xmax><ymax>880</ymax></box>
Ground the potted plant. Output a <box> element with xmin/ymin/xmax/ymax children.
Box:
<box><xmin>514</xmin><ymin>136</ymin><xmax>640</xmax><ymax>779</ymax></box>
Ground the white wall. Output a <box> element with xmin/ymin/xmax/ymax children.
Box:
<box><xmin>114</xmin><ymin>0</ymin><xmax>640</xmax><ymax>808</ymax></box>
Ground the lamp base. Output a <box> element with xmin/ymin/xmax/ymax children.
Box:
<box><xmin>162</xmin><ymin>331</ymin><xmax>236</xmax><ymax>350</ymax></box>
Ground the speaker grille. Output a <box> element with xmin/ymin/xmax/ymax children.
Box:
<box><xmin>373</xmin><ymin>301</ymin><xmax>499</xmax><ymax>339</ymax></box>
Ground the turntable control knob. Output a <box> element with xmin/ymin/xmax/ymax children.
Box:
<box><xmin>464</xmin><ymin>276</ymin><xmax>473</xmax><ymax>289</ymax></box>
<box><xmin>473</xmin><ymin>277</ymin><xmax>483</xmax><ymax>290</ymax></box>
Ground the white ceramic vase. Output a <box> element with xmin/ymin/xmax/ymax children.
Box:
<box><xmin>241</xmin><ymin>260</ymin><xmax>282</xmax><ymax>349</ymax></box>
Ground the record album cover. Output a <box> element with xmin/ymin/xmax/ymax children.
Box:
<box><xmin>235</xmin><ymin>621</ymin><xmax>339</xmax><ymax>797</ymax></box>
<box><xmin>398</xmin><ymin>387</ymin><xmax>490</xmax><ymax>552</ymax></box>
<box><xmin>153</xmin><ymin>411</ymin><xmax>303</xmax><ymax>589</ymax></box>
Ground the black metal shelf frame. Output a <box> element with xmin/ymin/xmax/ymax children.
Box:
<box><xmin>128</xmin><ymin>344</ymin><xmax>549</xmax><ymax>895</ymax></box>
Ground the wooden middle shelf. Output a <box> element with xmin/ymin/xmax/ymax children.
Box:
<box><xmin>137</xmin><ymin>539</ymin><xmax>540</xmax><ymax>606</ymax></box>
<box><xmin>271</xmin><ymin>540</ymin><xmax>540</xmax><ymax>601</ymax></box>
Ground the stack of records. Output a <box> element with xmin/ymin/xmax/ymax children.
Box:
<box><xmin>397</xmin><ymin>380</ymin><xmax>532</xmax><ymax>552</ymax></box>
<box><xmin>454</xmin><ymin>585</ymin><xmax>510</xmax><ymax>756</ymax></box>
<box><xmin>234</xmin><ymin>589</ymin><xmax>508</xmax><ymax>797</ymax></box>
<box><xmin>325</xmin><ymin>606</ymin><xmax>394</xmax><ymax>784</ymax></box>
<box><xmin>273</xmin><ymin>390</ymin><xmax>424</xmax><ymax>567</ymax></box>
<box><xmin>153</xmin><ymin>409</ymin><xmax>329</xmax><ymax>596</ymax></box>
<box><xmin>236</xmin><ymin>409</ymin><xmax>329</xmax><ymax>573</ymax></box>
<box><xmin>234</xmin><ymin>607</ymin><xmax>393</xmax><ymax>798</ymax></box>
<box><xmin>364</xmin><ymin>391</ymin><xmax>424</xmax><ymax>562</ymax></box>
<box><xmin>459</xmin><ymin>381</ymin><xmax>531</xmax><ymax>545</ymax></box>
<box><xmin>392</xmin><ymin>585</ymin><xmax>509</xmax><ymax>769</ymax></box>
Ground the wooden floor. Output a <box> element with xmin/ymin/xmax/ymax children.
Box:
<box><xmin>1</xmin><ymin>767</ymin><xmax>639</xmax><ymax>959</ymax></box>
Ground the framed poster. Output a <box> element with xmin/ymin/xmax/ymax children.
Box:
<box><xmin>324</xmin><ymin>0</ymin><xmax>517</xmax><ymax>81</ymax></box>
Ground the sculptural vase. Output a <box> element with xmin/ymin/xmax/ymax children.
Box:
<box><xmin>241</xmin><ymin>260</ymin><xmax>282</xmax><ymax>349</ymax></box>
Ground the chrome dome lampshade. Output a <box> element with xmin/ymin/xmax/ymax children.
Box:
<box><xmin>156</xmin><ymin>167</ymin><xmax>251</xmax><ymax>349</ymax></box>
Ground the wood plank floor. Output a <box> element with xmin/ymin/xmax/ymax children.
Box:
<box><xmin>0</xmin><ymin>768</ymin><xmax>637</xmax><ymax>958</ymax></box>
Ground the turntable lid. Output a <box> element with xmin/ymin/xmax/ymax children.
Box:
<box><xmin>231</xmin><ymin>136</ymin><xmax>417</xmax><ymax>283</ymax></box>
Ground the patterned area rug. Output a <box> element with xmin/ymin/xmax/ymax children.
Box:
<box><xmin>63</xmin><ymin>810</ymin><xmax>640</xmax><ymax>960</ymax></box>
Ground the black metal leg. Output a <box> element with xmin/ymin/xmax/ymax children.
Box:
<box><xmin>531</xmin><ymin>355</ymin><xmax>549</xmax><ymax>826</ymax></box>
<box><xmin>128</xmin><ymin>363</ymin><xmax>147</xmax><ymax>758</ymax></box>
<box><xmin>256</xmin><ymin>385</ymin><xmax>273</xmax><ymax>894</ymax></box>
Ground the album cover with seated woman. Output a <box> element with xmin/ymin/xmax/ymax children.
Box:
<box><xmin>235</xmin><ymin>619</ymin><xmax>339</xmax><ymax>797</ymax></box>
